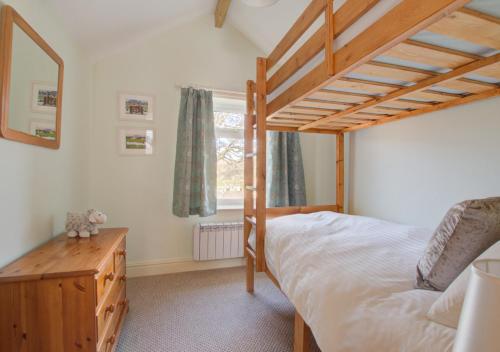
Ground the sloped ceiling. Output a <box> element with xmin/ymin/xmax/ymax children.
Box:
<box><xmin>45</xmin><ymin>0</ymin><xmax>310</xmax><ymax>59</ymax></box>
<box><xmin>226</xmin><ymin>0</ymin><xmax>310</xmax><ymax>54</ymax></box>
<box><xmin>42</xmin><ymin>0</ymin><xmax>500</xmax><ymax>61</ymax></box>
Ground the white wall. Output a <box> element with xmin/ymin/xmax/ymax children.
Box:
<box><xmin>89</xmin><ymin>15</ymin><xmax>262</xmax><ymax>265</ymax></box>
<box><xmin>301</xmin><ymin>133</ymin><xmax>337</xmax><ymax>205</ymax></box>
<box><xmin>349</xmin><ymin>97</ymin><xmax>500</xmax><ymax>229</ymax></box>
<box><xmin>0</xmin><ymin>0</ymin><xmax>91</xmax><ymax>267</ymax></box>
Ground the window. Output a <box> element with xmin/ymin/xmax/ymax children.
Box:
<box><xmin>214</xmin><ymin>96</ymin><xmax>246</xmax><ymax>210</ymax></box>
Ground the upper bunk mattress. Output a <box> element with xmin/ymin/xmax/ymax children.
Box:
<box><xmin>248</xmin><ymin>211</ymin><xmax>456</xmax><ymax>352</ymax></box>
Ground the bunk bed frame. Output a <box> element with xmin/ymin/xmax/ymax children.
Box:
<box><xmin>243</xmin><ymin>0</ymin><xmax>500</xmax><ymax>351</ymax></box>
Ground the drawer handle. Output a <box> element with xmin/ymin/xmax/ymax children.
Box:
<box><xmin>117</xmin><ymin>249</ymin><xmax>127</xmax><ymax>258</ymax></box>
<box><xmin>104</xmin><ymin>272</ymin><xmax>114</xmax><ymax>283</ymax></box>
<box><xmin>105</xmin><ymin>304</ymin><xmax>115</xmax><ymax>315</ymax></box>
<box><xmin>119</xmin><ymin>275</ymin><xmax>127</xmax><ymax>282</ymax></box>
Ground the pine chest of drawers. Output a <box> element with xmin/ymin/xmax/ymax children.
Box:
<box><xmin>0</xmin><ymin>228</ymin><xmax>128</xmax><ymax>352</ymax></box>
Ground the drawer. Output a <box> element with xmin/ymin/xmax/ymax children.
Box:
<box><xmin>96</xmin><ymin>253</ymin><xmax>115</xmax><ymax>305</ymax></box>
<box><xmin>98</xmin><ymin>287</ymin><xmax>126</xmax><ymax>352</ymax></box>
<box><xmin>114</xmin><ymin>238</ymin><xmax>126</xmax><ymax>272</ymax></box>
<box><xmin>96</xmin><ymin>266</ymin><xmax>126</xmax><ymax>343</ymax></box>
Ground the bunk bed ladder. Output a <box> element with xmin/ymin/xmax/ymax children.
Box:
<box><xmin>244</xmin><ymin>80</ymin><xmax>257</xmax><ymax>291</ymax></box>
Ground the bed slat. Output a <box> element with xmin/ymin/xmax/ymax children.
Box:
<box><xmin>361</xmin><ymin>106</ymin><xmax>407</xmax><ymax>114</ymax></box>
<box><xmin>284</xmin><ymin>107</ymin><xmax>336</xmax><ymax>115</ymax></box>
<box><xmin>268</xmin><ymin>119</ymin><xmax>307</xmax><ymax>126</ymax></box>
<box><xmin>426</xmin><ymin>9</ymin><xmax>500</xmax><ymax>50</ymax></box>
<box><xmin>348</xmin><ymin>112</ymin><xmax>389</xmax><ymax>120</ymax></box>
<box><xmin>434</xmin><ymin>79</ymin><xmax>492</xmax><ymax>94</ymax></box>
<box><xmin>275</xmin><ymin>113</ymin><xmax>324</xmax><ymax>120</ymax></box>
<box><xmin>353</xmin><ymin>62</ymin><xmax>432</xmax><ymax>82</ymax></box>
<box><xmin>472</xmin><ymin>62</ymin><xmax>500</xmax><ymax>80</ymax></box>
<box><xmin>405</xmin><ymin>90</ymin><xmax>459</xmax><ymax>102</ymax></box>
<box><xmin>379</xmin><ymin>99</ymin><xmax>436</xmax><ymax>109</ymax></box>
<box><xmin>265</xmin><ymin>125</ymin><xmax>340</xmax><ymax>134</ymax></box>
<box><xmin>333</xmin><ymin>117</ymin><xmax>373</xmax><ymax>123</ymax></box>
<box><xmin>383</xmin><ymin>42</ymin><xmax>474</xmax><ymax>69</ymax></box>
<box><xmin>309</xmin><ymin>90</ymin><xmax>370</xmax><ymax>103</ymax></box>
<box><xmin>326</xmin><ymin>78</ymin><xmax>401</xmax><ymax>94</ymax></box>
<box><xmin>326</xmin><ymin>121</ymin><xmax>358</xmax><ymax>127</ymax></box>
<box><xmin>297</xmin><ymin>98</ymin><xmax>355</xmax><ymax>109</ymax></box>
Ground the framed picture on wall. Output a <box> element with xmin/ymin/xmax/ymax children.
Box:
<box><xmin>31</xmin><ymin>82</ymin><xmax>57</xmax><ymax>114</ymax></box>
<box><xmin>30</xmin><ymin>120</ymin><xmax>56</xmax><ymax>140</ymax></box>
<box><xmin>118</xmin><ymin>93</ymin><xmax>154</xmax><ymax>121</ymax></box>
<box><xmin>118</xmin><ymin>128</ymin><xmax>155</xmax><ymax>156</ymax></box>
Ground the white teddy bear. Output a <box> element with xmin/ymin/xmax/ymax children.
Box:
<box><xmin>66</xmin><ymin>209</ymin><xmax>107</xmax><ymax>238</ymax></box>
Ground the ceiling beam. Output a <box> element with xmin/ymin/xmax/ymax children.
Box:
<box><xmin>215</xmin><ymin>0</ymin><xmax>232</xmax><ymax>28</ymax></box>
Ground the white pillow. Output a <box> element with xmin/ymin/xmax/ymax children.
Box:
<box><xmin>427</xmin><ymin>241</ymin><xmax>500</xmax><ymax>328</ymax></box>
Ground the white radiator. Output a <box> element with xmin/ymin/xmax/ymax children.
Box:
<box><xmin>193</xmin><ymin>222</ymin><xmax>244</xmax><ymax>261</ymax></box>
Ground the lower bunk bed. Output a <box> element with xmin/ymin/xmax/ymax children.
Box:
<box><xmin>246</xmin><ymin>211</ymin><xmax>456</xmax><ymax>352</ymax></box>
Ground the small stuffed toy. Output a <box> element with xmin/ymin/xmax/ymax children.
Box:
<box><xmin>66</xmin><ymin>209</ymin><xmax>107</xmax><ymax>238</ymax></box>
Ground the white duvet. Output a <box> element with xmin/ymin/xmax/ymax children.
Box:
<box><xmin>248</xmin><ymin>211</ymin><xmax>456</xmax><ymax>352</ymax></box>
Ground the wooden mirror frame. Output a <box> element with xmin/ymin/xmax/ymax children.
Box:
<box><xmin>0</xmin><ymin>5</ymin><xmax>64</xmax><ymax>149</ymax></box>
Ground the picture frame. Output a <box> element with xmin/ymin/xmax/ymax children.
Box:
<box><xmin>118</xmin><ymin>128</ymin><xmax>155</xmax><ymax>156</ymax></box>
<box><xmin>118</xmin><ymin>93</ymin><xmax>154</xmax><ymax>121</ymax></box>
<box><xmin>31</xmin><ymin>82</ymin><xmax>57</xmax><ymax>114</ymax></box>
<box><xmin>30</xmin><ymin>120</ymin><xmax>56</xmax><ymax>140</ymax></box>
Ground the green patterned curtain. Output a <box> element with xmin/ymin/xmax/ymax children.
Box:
<box><xmin>266</xmin><ymin>132</ymin><xmax>307</xmax><ymax>207</ymax></box>
<box><xmin>172</xmin><ymin>88</ymin><xmax>217</xmax><ymax>217</ymax></box>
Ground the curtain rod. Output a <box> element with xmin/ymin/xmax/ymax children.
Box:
<box><xmin>174</xmin><ymin>83</ymin><xmax>245</xmax><ymax>99</ymax></box>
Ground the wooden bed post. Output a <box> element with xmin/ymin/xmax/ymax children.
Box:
<box><xmin>336</xmin><ymin>132</ymin><xmax>344</xmax><ymax>213</ymax></box>
<box><xmin>255</xmin><ymin>57</ymin><xmax>267</xmax><ymax>272</ymax></box>
<box><xmin>325</xmin><ymin>0</ymin><xmax>334</xmax><ymax>76</ymax></box>
<box><xmin>294</xmin><ymin>311</ymin><xmax>312</xmax><ymax>352</ymax></box>
<box><xmin>244</xmin><ymin>80</ymin><xmax>256</xmax><ymax>293</ymax></box>
<box><xmin>246</xmin><ymin>253</ymin><xmax>255</xmax><ymax>293</ymax></box>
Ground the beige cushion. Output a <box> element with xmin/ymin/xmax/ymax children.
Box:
<box><xmin>416</xmin><ymin>197</ymin><xmax>500</xmax><ymax>291</ymax></box>
<box><xmin>427</xmin><ymin>241</ymin><xmax>500</xmax><ymax>328</ymax></box>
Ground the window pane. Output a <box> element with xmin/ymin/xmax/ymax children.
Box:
<box><xmin>216</xmin><ymin>136</ymin><xmax>244</xmax><ymax>204</ymax></box>
<box><xmin>213</xmin><ymin>96</ymin><xmax>246</xmax><ymax>209</ymax></box>
<box><xmin>214</xmin><ymin>111</ymin><xmax>244</xmax><ymax>129</ymax></box>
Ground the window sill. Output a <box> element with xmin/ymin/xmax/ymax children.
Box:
<box><xmin>217</xmin><ymin>205</ymin><xmax>243</xmax><ymax>211</ymax></box>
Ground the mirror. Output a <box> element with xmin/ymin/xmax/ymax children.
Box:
<box><xmin>0</xmin><ymin>5</ymin><xmax>63</xmax><ymax>149</ymax></box>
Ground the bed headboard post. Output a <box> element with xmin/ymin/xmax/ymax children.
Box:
<box><xmin>255</xmin><ymin>57</ymin><xmax>267</xmax><ymax>272</ymax></box>
<box><xmin>336</xmin><ymin>132</ymin><xmax>344</xmax><ymax>213</ymax></box>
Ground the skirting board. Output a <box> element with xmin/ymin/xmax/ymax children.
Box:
<box><xmin>127</xmin><ymin>257</ymin><xmax>245</xmax><ymax>278</ymax></box>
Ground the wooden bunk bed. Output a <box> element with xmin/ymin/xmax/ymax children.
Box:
<box><xmin>243</xmin><ymin>0</ymin><xmax>500</xmax><ymax>351</ymax></box>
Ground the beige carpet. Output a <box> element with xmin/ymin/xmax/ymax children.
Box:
<box><xmin>117</xmin><ymin>266</ymin><xmax>320</xmax><ymax>352</ymax></box>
